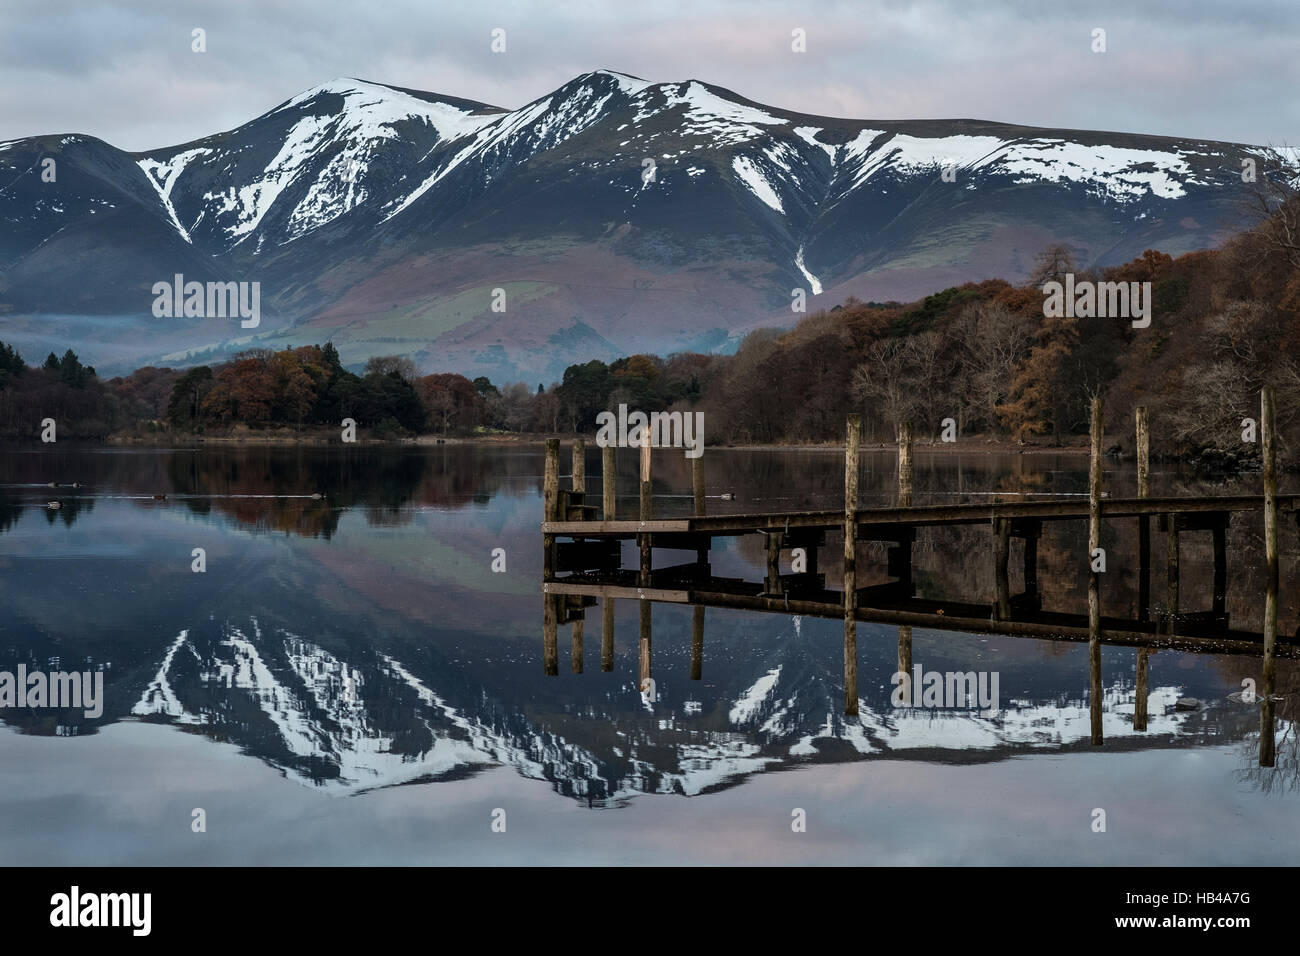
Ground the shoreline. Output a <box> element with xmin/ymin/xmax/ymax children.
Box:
<box><xmin>53</xmin><ymin>432</ymin><xmax>1100</xmax><ymax>454</ymax></box>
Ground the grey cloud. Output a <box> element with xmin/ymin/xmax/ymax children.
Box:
<box><xmin>0</xmin><ymin>0</ymin><xmax>1295</xmax><ymax>150</ymax></box>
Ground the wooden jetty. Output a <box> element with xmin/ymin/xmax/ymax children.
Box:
<box><xmin>541</xmin><ymin>395</ymin><xmax>1295</xmax><ymax>766</ymax></box>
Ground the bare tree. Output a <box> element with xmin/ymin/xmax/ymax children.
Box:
<box><xmin>1028</xmin><ymin>243</ymin><xmax>1076</xmax><ymax>288</ymax></box>
<box><xmin>365</xmin><ymin>355</ymin><xmax>418</xmax><ymax>382</ymax></box>
<box><xmin>1240</xmin><ymin>146</ymin><xmax>1300</xmax><ymax>270</ymax></box>
<box><xmin>851</xmin><ymin>335</ymin><xmax>946</xmax><ymax>438</ymax></box>
<box><xmin>952</xmin><ymin>301</ymin><xmax>1034</xmax><ymax>433</ymax></box>
<box><xmin>500</xmin><ymin>382</ymin><xmax>533</xmax><ymax>432</ymax></box>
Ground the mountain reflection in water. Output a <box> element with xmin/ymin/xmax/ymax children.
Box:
<box><xmin>1</xmin><ymin>443</ymin><xmax>1298</xmax><ymax>812</ymax></box>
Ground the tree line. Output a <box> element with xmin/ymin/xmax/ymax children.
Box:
<box><xmin>2</xmin><ymin>190</ymin><xmax>1298</xmax><ymax>457</ymax></box>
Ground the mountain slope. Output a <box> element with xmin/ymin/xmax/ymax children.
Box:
<box><xmin>1</xmin><ymin>70</ymin><xmax>1295</xmax><ymax>380</ymax></box>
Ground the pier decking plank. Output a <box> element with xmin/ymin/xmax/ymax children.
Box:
<box><xmin>543</xmin><ymin>494</ymin><xmax>1300</xmax><ymax>536</ymax></box>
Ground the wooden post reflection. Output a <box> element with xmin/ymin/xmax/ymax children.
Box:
<box><xmin>571</xmin><ymin>607</ymin><xmax>584</xmax><ymax>674</ymax></box>
<box><xmin>543</xmin><ymin>592</ymin><xmax>558</xmax><ymax>676</ymax></box>
<box><xmin>601</xmin><ymin>598</ymin><xmax>615</xmax><ymax>672</ymax></box>
<box><xmin>1134</xmin><ymin>647</ymin><xmax>1149</xmax><ymax>732</ymax></box>
<box><xmin>897</xmin><ymin>625</ymin><xmax>912</xmax><ymax>691</ymax></box>
<box><xmin>638</xmin><ymin>599</ymin><xmax>652</xmax><ymax>691</ymax></box>
<box><xmin>690</xmin><ymin>605</ymin><xmax>704</xmax><ymax>680</ymax></box>
<box><xmin>765</xmin><ymin>532</ymin><xmax>781</xmax><ymax>596</ymax></box>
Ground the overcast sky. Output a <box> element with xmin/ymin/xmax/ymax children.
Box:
<box><xmin>2</xmin><ymin>0</ymin><xmax>1296</xmax><ymax>151</ymax></box>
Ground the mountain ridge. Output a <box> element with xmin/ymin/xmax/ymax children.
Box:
<box><xmin>1</xmin><ymin>70</ymin><xmax>1296</xmax><ymax>381</ymax></box>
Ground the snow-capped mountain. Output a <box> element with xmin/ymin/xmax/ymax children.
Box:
<box><xmin>119</xmin><ymin>615</ymin><xmax>1251</xmax><ymax>803</ymax></box>
<box><xmin>1</xmin><ymin>70</ymin><xmax>1295</xmax><ymax>379</ymax></box>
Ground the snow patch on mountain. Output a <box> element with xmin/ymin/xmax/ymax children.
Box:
<box><xmin>732</xmin><ymin>155</ymin><xmax>785</xmax><ymax>213</ymax></box>
<box><xmin>730</xmin><ymin>666</ymin><xmax>783</xmax><ymax>725</ymax></box>
<box><xmin>974</xmin><ymin>139</ymin><xmax>1198</xmax><ymax>201</ymax></box>
<box><xmin>793</xmin><ymin>126</ymin><xmax>836</xmax><ymax>162</ymax></box>
<box><xmin>137</xmin><ymin>148</ymin><xmax>210</xmax><ymax>242</ymax></box>
<box><xmin>850</xmin><ymin>133</ymin><xmax>1004</xmax><ymax>188</ymax></box>
<box><xmin>132</xmin><ymin>629</ymin><xmax>197</xmax><ymax>719</ymax></box>
<box><xmin>271</xmin><ymin>78</ymin><xmax>496</xmax><ymax>143</ymax></box>
<box><xmin>222</xmin><ymin>113</ymin><xmax>335</xmax><ymax>245</ymax></box>
<box><xmin>637</xmin><ymin>81</ymin><xmax>788</xmax><ymax>146</ymax></box>
<box><xmin>654</xmin><ymin>740</ymin><xmax>780</xmax><ymax>795</ymax></box>
<box><xmin>795</xmin><ymin>246</ymin><xmax>822</xmax><ymax>294</ymax></box>
<box><xmin>590</xmin><ymin>69</ymin><xmax>654</xmax><ymax>96</ymax></box>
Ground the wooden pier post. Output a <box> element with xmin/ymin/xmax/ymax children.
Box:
<box><xmin>898</xmin><ymin>421</ymin><xmax>914</xmax><ymax>507</ymax></box>
<box><xmin>543</xmin><ymin>439</ymin><xmax>560</xmax><ymax>579</ymax></box>
<box><xmin>1135</xmin><ymin>406</ymin><xmax>1150</xmax><ymax>731</ymax></box>
<box><xmin>1136</xmin><ymin>406</ymin><xmax>1151</xmax><ymax>619</ymax></box>
<box><xmin>1261</xmin><ymin>386</ymin><xmax>1278</xmax><ymax>767</ymax></box>
<box><xmin>692</xmin><ymin>455</ymin><xmax>709</xmax><ymax>566</ymax></box>
<box><xmin>639</xmin><ymin>439</ymin><xmax>652</xmax><ymax>586</ymax></box>
<box><xmin>994</xmin><ymin>517</ymin><xmax>1011</xmax><ymax>620</ymax></box>
<box><xmin>1088</xmin><ymin>397</ymin><xmax>1103</xmax><ymax>746</ymax></box>
<box><xmin>692</xmin><ymin>456</ymin><xmax>706</xmax><ymax>516</ymax></box>
<box><xmin>896</xmin><ymin>422</ymin><xmax>916</xmax><ymax>597</ymax></box>
<box><xmin>1166</xmin><ymin>515</ymin><xmax>1179</xmax><ymax>639</ymax></box>
<box><xmin>1022</xmin><ymin>520</ymin><xmax>1041</xmax><ymax>607</ymax></box>
<box><xmin>1212</xmin><ymin>521</ymin><xmax>1228</xmax><ymax>619</ymax></box>
<box><xmin>844</xmin><ymin>415</ymin><xmax>861</xmax><ymax>716</ymax></box>
<box><xmin>638</xmin><ymin>599</ymin><xmax>652</xmax><ymax>692</ymax></box>
<box><xmin>602</xmin><ymin>445</ymin><xmax>616</xmax><ymax>520</ymax></box>
<box><xmin>601</xmin><ymin>598</ymin><xmax>615</xmax><ymax>672</ymax></box>
<box><xmin>690</xmin><ymin>605</ymin><xmax>705</xmax><ymax>680</ymax></box>
<box><xmin>572</xmin><ymin>438</ymin><xmax>585</xmax><ymax>495</ymax></box>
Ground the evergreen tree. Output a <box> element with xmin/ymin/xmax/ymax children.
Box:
<box><xmin>167</xmin><ymin>366</ymin><xmax>214</xmax><ymax>430</ymax></box>
<box><xmin>0</xmin><ymin>340</ymin><xmax>24</xmax><ymax>389</ymax></box>
<box><xmin>58</xmin><ymin>348</ymin><xmax>89</xmax><ymax>388</ymax></box>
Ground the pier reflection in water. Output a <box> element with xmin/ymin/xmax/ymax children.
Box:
<box><xmin>541</xmin><ymin>399</ymin><xmax>1298</xmax><ymax>771</ymax></box>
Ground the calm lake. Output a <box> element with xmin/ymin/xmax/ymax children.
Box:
<box><xmin>1</xmin><ymin>442</ymin><xmax>1297</xmax><ymax>865</ymax></box>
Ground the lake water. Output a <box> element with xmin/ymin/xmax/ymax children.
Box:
<box><xmin>1</xmin><ymin>443</ymin><xmax>1297</xmax><ymax>865</ymax></box>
